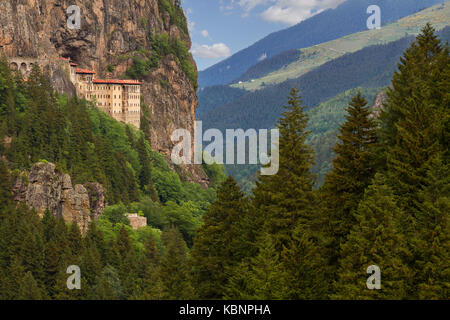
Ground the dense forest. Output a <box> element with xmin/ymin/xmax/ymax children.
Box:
<box><xmin>0</xmin><ymin>25</ymin><xmax>448</xmax><ymax>300</ymax></box>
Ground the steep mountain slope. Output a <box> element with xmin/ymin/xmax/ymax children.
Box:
<box><xmin>233</xmin><ymin>2</ymin><xmax>450</xmax><ymax>91</ymax></box>
<box><xmin>201</xmin><ymin>36</ymin><xmax>414</xmax><ymax>132</ymax></box>
<box><xmin>198</xmin><ymin>0</ymin><xmax>446</xmax><ymax>87</ymax></box>
<box><xmin>0</xmin><ymin>0</ymin><xmax>207</xmax><ymax>183</ymax></box>
<box><xmin>225</xmin><ymin>87</ymin><xmax>382</xmax><ymax>192</ymax></box>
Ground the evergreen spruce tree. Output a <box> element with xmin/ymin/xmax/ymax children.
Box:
<box><xmin>192</xmin><ymin>176</ymin><xmax>253</xmax><ymax>299</ymax></box>
<box><xmin>137</xmin><ymin>136</ymin><xmax>151</xmax><ymax>190</ymax></box>
<box><xmin>67</xmin><ymin>222</ymin><xmax>83</xmax><ymax>259</ymax></box>
<box><xmin>94</xmin><ymin>265</ymin><xmax>124</xmax><ymax>300</ymax></box>
<box><xmin>380</xmin><ymin>24</ymin><xmax>449</xmax><ymax>209</ymax></box>
<box><xmin>18</xmin><ymin>272</ymin><xmax>43</xmax><ymax>300</ymax></box>
<box><xmin>0</xmin><ymin>160</ymin><xmax>13</xmax><ymax>216</ymax></box>
<box><xmin>280</xmin><ymin>225</ymin><xmax>329</xmax><ymax>299</ymax></box>
<box><xmin>160</xmin><ymin>227</ymin><xmax>194</xmax><ymax>299</ymax></box>
<box><xmin>377</xmin><ymin>24</ymin><xmax>449</xmax><ymax>299</ymax></box>
<box><xmin>413</xmin><ymin>156</ymin><xmax>449</xmax><ymax>299</ymax></box>
<box><xmin>320</xmin><ymin>92</ymin><xmax>378</xmax><ymax>270</ymax></box>
<box><xmin>0</xmin><ymin>55</ymin><xmax>17</xmax><ymax>135</ymax></box>
<box><xmin>225</xmin><ymin>234</ymin><xmax>285</xmax><ymax>300</ymax></box>
<box><xmin>252</xmin><ymin>87</ymin><xmax>316</xmax><ymax>252</ymax></box>
<box><xmin>114</xmin><ymin>226</ymin><xmax>138</xmax><ymax>299</ymax></box>
<box><xmin>334</xmin><ymin>174</ymin><xmax>410</xmax><ymax>300</ymax></box>
<box><xmin>138</xmin><ymin>234</ymin><xmax>163</xmax><ymax>299</ymax></box>
<box><xmin>5</xmin><ymin>256</ymin><xmax>25</xmax><ymax>299</ymax></box>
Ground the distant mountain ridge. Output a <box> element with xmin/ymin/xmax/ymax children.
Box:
<box><xmin>198</xmin><ymin>0</ymin><xmax>447</xmax><ymax>88</ymax></box>
<box><xmin>233</xmin><ymin>1</ymin><xmax>450</xmax><ymax>91</ymax></box>
<box><xmin>199</xmin><ymin>26</ymin><xmax>450</xmax><ymax>133</ymax></box>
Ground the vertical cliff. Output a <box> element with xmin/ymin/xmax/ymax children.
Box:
<box><xmin>12</xmin><ymin>162</ymin><xmax>106</xmax><ymax>234</ymax></box>
<box><xmin>0</xmin><ymin>0</ymin><xmax>208</xmax><ymax>184</ymax></box>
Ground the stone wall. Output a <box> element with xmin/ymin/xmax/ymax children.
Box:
<box><xmin>126</xmin><ymin>213</ymin><xmax>147</xmax><ymax>230</ymax></box>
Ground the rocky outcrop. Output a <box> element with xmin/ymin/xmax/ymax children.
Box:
<box><xmin>371</xmin><ymin>90</ymin><xmax>388</xmax><ymax>118</ymax></box>
<box><xmin>11</xmin><ymin>162</ymin><xmax>105</xmax><ymax>234</ymax></box>
<box><xmin>0</xmin><ymin>0</ymin><xmax>208</xmax><ymax>186</ymax></box>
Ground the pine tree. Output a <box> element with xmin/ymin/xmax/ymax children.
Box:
<box><xmin>0</xmin><ymin>55</ymin><xmax>17</xmax><ymax>135</ymax></box>
<box><xmin>138</xmin><ymin>234</ymin><xmax>163</xmax><ymax>299</ymax></box>
<box><xmin>252</xmin><ymin>87</ymin><xmax>316</xmax><ymax>252</ymax></box>
<box><xmin>5</xmin><ymin>256</ymin><xmax>25</xmax><ymax>299</ymax></box>
<box><xmin>80</xmin><ymin>246</ymin><xmax>102</xmax><ymax>298</ymax></box>
<box><xmin>94</xmin><ymin>265</ymin><xmax>124</xmax><ymax>300</ymax></box>
<box><xmin>192</xmin><ymin>176</ymin><xmax>253</xmax><ymax>299</ymax></box>
<box><xmin>18</xmin><ymin>272</ymin><xmax>43</xmax><ymax>300</ymax></box>
<box><xmin>413</xmin><ymin>156</ymin><xmax>449</xmax><ymax>299</ymax></box>
<box><xmin>225</xmin><ymin>234</ymin><xmax>285</xmax><ymax>300</ymax></box>
<box><xmin>333</xmin><ymin>174</ymin><xmax>410</xmax><ymax>300</ymax></box>
<box><xmin>0</xmin><ymin>160</ymin><xmax>13</xmax><ymax>215</ymax></box>
<box><xmin>160</xmin><ymin>227</ymin><xmax>194</xmax><ymax>299</ymax></box>
<box><xmin>67</xmin><ymin>222</ymin><xmax>83</xmax><ymax>260</ymax></box>
<box><xmin>281</xmin><ymin>225</ymin><xmax>329</xmax><ymax>299</ymax></box>
<box><xmin>137</xmin><ymin>135</ymin><xmax>151</xmax><ymax>190</ymax></box>
<box><xmin>114</xmin><ymin>226</ymin><xmax>138</xmax><ymax>299</ymax></box>
<box><xmin>380</xmin><ymin>24</ymin><xmax>449</xmax><ymax>210</ymax></box>
<box><xmin>320</xmin><ymin>92</ymin><xmax>378</xmax><ymax>269</ymax></box>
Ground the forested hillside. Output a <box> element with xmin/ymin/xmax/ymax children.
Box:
<box><xmin>233</xmin><ymin>2</ymin><xmax>450</xmax><ymax>91</ymax></box>
<box><xmin>193</xmin><ymin>25</ymin><xmax>449</xmax><ymax>300</ymax></box>
<box><xmin>198</xmin><ymin>0</ymin><xmax>446</xmax><ymax>87</ymax></box>
<box><xmin>201</xmin><ymin>35</ymin><xmax>414</xmax><ymax>132</ymax></box>
<box><xmin>0</xmin><ymin>56</ymin><xmax>225</xmax><ymax>299</ymax></box>
<box><xmin>0</xmin><ymin>24</ymin><xmax>448</xmax><ymax>301</ymax></box>
<box><xmin>225</xmin><ymin>87</ymin><xmax>381</xmax><ymax>193</ymax></box>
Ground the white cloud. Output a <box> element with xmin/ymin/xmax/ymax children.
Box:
<box><xmin>239</xmin><ymin>0</ymin><xmax>270</xmax><ymax>12</ymax></box>
<box><xmin>191</xmin><ymin>43</ymin><xmax>232</xmax><ymax>59</ymax></box>
<box><xmin>201</xmin><ymin>30</ymin><xmax>210</xmax><ymax>38</ymax></box>
<box><xmin>258</xmin><ymin>53</ymin><xmax>267</xmax><ymax>61</ymax></box>
<box><xmin>221</xmin><ymin>0</ymin><xmax>346</xmax><ymax>25</ymax></box>
<box><xmin>263</xmin><ymin>0</ymin><xmax>345</xmax><ymax>25</ymax></box>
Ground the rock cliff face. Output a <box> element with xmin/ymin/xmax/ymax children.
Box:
<box><xmin>0</xmin><ymin>0</ymin><xmax>208</xmax><ymax>185</ymax></box>
<box><xmin>12</xmin><ymin>162</ymin><xmax>105</xmax><ymax>234</ymax></box>
<box><xmin>371</xmin><ymin>90</ymin><xmax>388</xmax><ymax>118</ymax></box>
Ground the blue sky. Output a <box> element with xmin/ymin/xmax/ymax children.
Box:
<box><xmin>183</xmin><ymin>0</ymin><xmax>346</xmax><ymax>71</ymax></box>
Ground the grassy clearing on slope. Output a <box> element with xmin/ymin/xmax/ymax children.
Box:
<box><xmin>232</xmin><ymin>2</ymin><xmax>450</xmax><ymax>91</ymax></box>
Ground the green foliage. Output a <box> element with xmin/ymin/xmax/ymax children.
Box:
<box><xmin>0</xmin><ymin>24</ymin><xmax>448</xmax><ymax>301</ymax></box>
<box><xmin>159</xmin><ymin>227</ymin><xmax>195</xmax><ymax>299</ymax></box>
<box><xmin>192</xmin><ymin>177</ymin><xmax>254</xmax><ymax>299</ymax></box>
<box><xmin>333</xmin><ymin>175</ymin><xmax>410</xmax><ymax>299</ymax></box>
<box><xmin>224</xmin><ymin>234</ymin><xmax>285</xmax><ymax>300</ymax></box>
<box><xmin>126</xmin><ymin>31</ymin><xmax>198</xmax><ymax>89</ymax></box>
<box><xmin>252</xmin><ymin>88</ymin><xmax>316</xmax><ymax>251</ymax></box>
<box><xmin>319</xmin><ymin>91</ymin><xmax>379</xmax><ymax>273</ymax></box>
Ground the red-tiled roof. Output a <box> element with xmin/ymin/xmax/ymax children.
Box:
<box><xmin>76</xmin><ymin>68</ymin><xmax>96</xmax><ymax>74</ymax></box>
<box><xmin>93</xmin><ymin>79</ymin><xmax>142</xmax><ymax>85</ymax></box>
<box><xmin>59</xmin><ymin>57</ymin><xmax>70</xmax><ymax>61</ymax></box>
<box><xmin>70</xmin><ymin>62</ymin><xmax>78</xmax><ymax>66</ymax></box>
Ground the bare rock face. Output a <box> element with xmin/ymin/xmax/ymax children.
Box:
<box><xmin>0</xmin><ymin>0</ymin><xmax>208</xmax><ymax>185</ymax></box>
<box><xmin>371</xmin><ymin>90</ymin><xmax>388</xmax><ymax>118</ymax></box>
<box><xmin>83</xmin><ymin>182</ymin><xmax>106</xmax><ymax>219</ymax></box>
<box><xmin>12</xmin><ymin>162</ymin><xmax>105</xmax><ymax>234</ymax></box>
